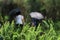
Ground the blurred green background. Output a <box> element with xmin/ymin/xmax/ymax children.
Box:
<box><xmin>0</xmin><ymin>0</ymin><xmax>60</xmax><ymax>21</ymax></box>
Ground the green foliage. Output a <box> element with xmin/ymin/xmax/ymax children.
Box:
<box><xmin>0</xmin><ymin>20</ymin><xmax>60</xmax><ymax>40</ymax></box>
